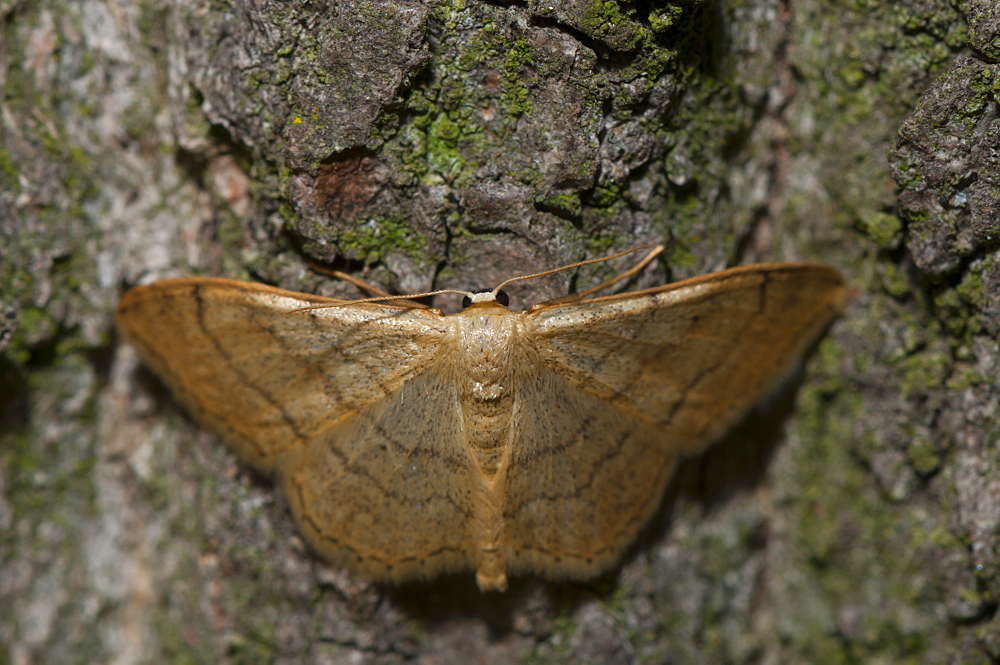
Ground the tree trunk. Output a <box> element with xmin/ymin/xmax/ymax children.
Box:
<box><xmin>2</xmin><ymin>1</ymin><xmax>997</xmax><ymax>663</ymax></box>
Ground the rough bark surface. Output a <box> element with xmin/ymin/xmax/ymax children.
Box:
<box><xmin>1</xmin><ymin>1</ymin><xmax>997</xmax><ymax>664</ymax></box>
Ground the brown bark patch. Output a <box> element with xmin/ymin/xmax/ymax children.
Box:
<box><xmin>314</xmin><ymin>149</ymin><xmax>389</xmax><ymax>219</ymax></box>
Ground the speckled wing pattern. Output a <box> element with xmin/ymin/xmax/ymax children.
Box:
<box><xmin>117</xmin><ymin>263</ymin><xmax>846</xmax><ymax>591</ymax></box>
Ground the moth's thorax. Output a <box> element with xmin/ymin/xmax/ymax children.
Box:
<box><xmin>452</xmin><ymin>305</ymin><xmax>521</xmax><ymax>383</ymax></box>
<box><xmin>451</xmin><ymin>304</ymin><xmax>524</xmax><ymax>481</ymax></box>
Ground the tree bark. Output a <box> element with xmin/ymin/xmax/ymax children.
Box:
<box><xmin>1</xmin><ymin>1</ymin><xmax>997</xmax><ymax>663</ymax></box>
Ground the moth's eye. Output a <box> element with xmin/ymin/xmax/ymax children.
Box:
<box><xmin>461</xmin><ymin>295</ymin><xmax>473</xmax><ymax>309</ymax></box>
<box><xmin>496</xmin><ymin>290</ymin><xmax>510</xmax><ymax>307</ymax></box>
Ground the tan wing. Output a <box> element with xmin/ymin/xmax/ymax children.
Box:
<box><xmin>500</xmin><ymin>263</ymin><xmax>846</xmax><ymax>578</ymax></box>
<box><xmin>498</xmin><ymin>363</ymin><xmax>678</xmax><ymax>580</ymax></box>
<box><xmin>115</xmin><ymin>277</ymin><xmax>450</xmax><ymax>472</ymax></box>
<box><xmin>279</xmin><ymin>359</ymin><xmax>496</xmax><ymax>585</ymax></box>
<box><xmin>119</xmin><ymin>277</ymin><xmax>495</xmax><ymax>585</ymax></box>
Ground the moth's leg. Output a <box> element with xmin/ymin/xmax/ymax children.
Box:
<box><xmin>308</xmin><ymin>262</ymin><xmax>434</xmax><ymax>310</ymax></box>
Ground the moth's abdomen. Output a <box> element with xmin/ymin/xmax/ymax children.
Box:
<box><xmin>463</xmin><ymin>384</ymin><xmax>514</xmax><ymax>479</ymax></box>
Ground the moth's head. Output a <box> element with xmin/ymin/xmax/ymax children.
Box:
<box><xmin>328</xmin><ymin>245</ymin><xmax>661</xmax><ymax>315</ymax></box>
<box><xmin>454</xmin><ymin>245</ymin><xmax>662</xmax><ymax>313</ymax></box>
<box><xmin>461</xmin><ymin>289</ymin><xmax>510</xmax><ymax>310</ymax></box>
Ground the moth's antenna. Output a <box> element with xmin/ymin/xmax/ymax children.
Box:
<box><xmin>490</xmin><ymin>245</ymin><xmax>663</xmax><ymax>299</ymax></box>
<box><xmin>291</xmin><ymin>289</ymin><xmax>475</xmax><ymax>313</ymax></box>
<box><xmin>305</xmin><ymin>261</ymin><xmax>465</xmax><ymax>311</ymax></box>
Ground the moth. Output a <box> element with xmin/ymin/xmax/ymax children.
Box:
<box><xmin>116</xmin><ymin>247</ymin><xmax>846</xmax><ymax>591</ymax></box>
